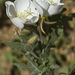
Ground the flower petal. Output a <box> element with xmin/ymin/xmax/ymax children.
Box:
<box><xmin>25</xmin><ymin>12</ymin><xmax>39</xmax><ymax>24</ymax></box>
<box><xmin>48</xmin><ymin>5</ymin><xmax>63</xmax><ymax>15</ymax></box>
<box><xmin>52</xmin><ymin>0</ymin><xmax>61</xmax><ymax>3</ymax></box>
<box><xmin>34</xmin><ymin>0</ymin><xmax>50</xmax><ymax>10</ymax></box>
<box><xmin>33</xmin><ymin>0</ymin><xmax>43</xmax><ymax>16</ymax></box>
<box><xmin>33</xmin><ymin>0</ymin><xmax>49</xmax><ymax>16</ymax></box>
<box><xmin>29</xmin><ymin>0</ymin><xmax>36</xmax><ymax>12</ymax></box>
<box><xmin>20</xmin><ymin>1</ymin><xmax>39</xmax><ymax>24</ymax></box>
<box><xmin>14</xmin><ymin>0</ymin><xmax>29</xmax><ymax>12</ymax></box>
<box><xmin>58</xmin><ymin>3</ymin><xmax>64</xmax><ymax>5</ymax></box>
<box><xmin>31</xmin><ymin>10</ymin><xmax>39</xmax><ymax>23</ymax></box>
<box><xmin>28</xmin><ymin>1</ymin><xmax>39</xmax><ymax>23</ymax></box>
<box><xmin>11</xmin><ymin>17</ymin><xmax>26</xmax><ymax>29</ymax></box>
<box><xmin>5</xmin><ymin>1</ymin><xmax>16</xmax><ymax>18</ymax></box>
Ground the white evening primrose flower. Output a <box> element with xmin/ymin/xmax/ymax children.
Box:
<box><xmin>47</xmin><ymin>0</ymin><xmax>64</xmax><ymax>15</ymax></box>
<box><xmin>5</xmin><ymin>0</ymin><xmax>39</xmax><ymax>29</ymax></box>
<box><xmin>33</xmin><ymin>0</ymin><xmax>64</xmax><ymax>18</ymax></box>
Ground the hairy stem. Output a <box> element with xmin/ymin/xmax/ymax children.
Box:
<box><xmin>38</xmin><ymin>19</ymin><xmax>44</xmax><ymax>52</ymax></box>
<box><xmin>25</xmin><ymin>44</ymin><xmax>40</xmax><ymax>59</ymax></box>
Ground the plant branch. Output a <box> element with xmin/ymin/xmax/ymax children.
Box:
<box><xmin>25</xmin><ymin>44</ymin><xmax>40</xmax><ymax>59</ymax></box>
<box><xmin>21</xmin><ymin>52</ymin><xmax>40</xmax><ymax>72</ymax></box>
<box><xmin>38</xmin><ymin>19</ymin><xmax>44</xmax><ymax>52</ymax></box>
<box><xmin>68</xmin><ymin>68</ymin><xmax>75</xmax><ymax>75</ymax></box>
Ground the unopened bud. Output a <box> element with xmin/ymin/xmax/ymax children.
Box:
<box><xmin>28</xmin><ymin>35</ymin><xmax>37</xmax><ymax>45</ymax></box>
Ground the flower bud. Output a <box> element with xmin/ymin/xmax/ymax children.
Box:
<box><xmin>28</xmin><ymin>35</ymin><xmax>37</xmax><ymax>45</ymax></box>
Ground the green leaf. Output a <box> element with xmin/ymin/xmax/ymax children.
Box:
<box><xmin>20</xmin><ymin>35</ymin><xmax>29</xmax><ymax>43</ymax></box>
<box><xmin>3</xmin><ymin>42</ymin><xmax>25</xmax><ymax>50</ymax></box>
<box><xmin>21</xmin><ymin>52</ymin><xmax>40</xmax><ymax>72</ymax></box>
<box><xmin>69</xmin><ymin>59</ymin><xmax>75</xmax><ymax>69</ymax></box>
<box><xmin>20</xmin><ymin>31</ymin><xmax>33</xmax><ymax>43</ymax></box>
<box><xmin>43</xmin><ymin>36</ymin><xmax>49</xmax><ymax>45</ymax></box>
<box><xmin>68</xmin><ymin>68</ymin><xmax>75</xmax><ymax>75</ymax></box>
<box><xmin>58</xmin><ymin>65</ymin><xmax>68</xmax><ymax>73</ymax></box>
<box><xmin>51</xmin><ymin>31</ymin><xmax>58</xmax><ymax>45</ymax></box>
<box><xmin>54</xmin><ymin>52</ymin><xmax>64</xmax><ymax>64</ymax></box>
<box><xmin>50</xmin><ymin>64</ymin><xmax>59</xmax><ymax>69</ymax></box>
<box><xmin>14</xmin><ymin>63</ymin><xmax>34</xmax><ymax>70</ymax></box>
<box><xmin>57</xmin><ymin>28</ymin><xmax>63</xmax><ymax>36</ymax></box>
<box><xmin>40</xmin><ymin>52</ymin><xmax>48</xmax><ymax>63</ymax></box>
<box><xmin>48</xmin><ymin>55</ymin><xmax>55</xmax><ymax>64</ymax></box>
<box><xmin>42</xmin><ymin>67</ymin><xmax>48</xmax><ymax>73</ymax></box>
<box><xmin>38</xmin><ymin>64</ymin><xmax>44</xmax><ymax>71</ymax></box>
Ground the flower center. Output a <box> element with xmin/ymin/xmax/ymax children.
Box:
<box><xmin>17</xmin><ymin>7</ymin><xmax>34</xmax><ymax>20</ymax></box>
<box><xmin>48</xmin><ymin>0</ymin><xmax>57</xmax><ymax>5</ymax></box>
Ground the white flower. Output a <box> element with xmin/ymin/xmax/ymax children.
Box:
<box><xmin>5</xmin><ymin>0</ymin><xmax>39</xmax><ymax>29</ymax></box>
<box><xmin>33</xmin><ymin>0</ymin><xmax>64</xmax><ymax>17</ymax></box>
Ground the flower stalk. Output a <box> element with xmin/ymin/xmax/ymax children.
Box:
<box><xmin>38</xmin><ymin>20</ymin><xmax>44</xmax><ymax>52</ymax></box>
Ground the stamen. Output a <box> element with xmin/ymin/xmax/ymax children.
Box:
<box><xmin>17</xmin><ymin>12</ymin><xmax>28</xmax><ymax>20</ymax></box>
<box><xmin>17</xmin><ymin>7</ymin><xmax>34</xmax><ymax>20</ymax></box>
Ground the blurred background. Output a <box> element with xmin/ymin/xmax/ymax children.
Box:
<box><xmin>0</xmin><ymin>0</ymin><xmax>75</xmax><ymax>75</ymax></box>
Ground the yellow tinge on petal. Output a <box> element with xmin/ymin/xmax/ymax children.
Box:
<box><xmin>17</xmin><ymin>7</ymin><xmax>34</xmax><ymax>20</ymax></box>
<box><xmin>48</xmin><ymin>0</ymin><xmax>57</xmax><ymax>5</ymax></box>
<box><xmin>28</xmin><ymin>35</ymin><xmax>38</xmax><ymax>45</ymax></box>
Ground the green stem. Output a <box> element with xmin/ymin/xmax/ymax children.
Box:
<box><xmin>40</xmin><ymin>18</ymin><xmax>46</xmax><ymax>34</ymax></box>
<box><xmin>68</xmin><ymin>68</ymin><xmax>75</xmax><ymax>75</ymax></box>
<box><xmin>25</xmin><ymin>45</ymin><xmax>40</xmax><ymax>59</ymax></box>
<box><xmin>44</xmin><ymin>38</ymin><xmax>51</xmax><ymax>51</ymax></box>
<box><xmin>38</xmin><ymin>19</ymin><xmax>44</xmax><ymax>52</ymax></box>
<box><xmin>12</xmin><ymin>27</ymin><xmax>22</xmax><ymax>42</ymax></box>
<box><xmin>44</xmin><ymin>19</ymin><xmax>56</xmax><ymax>24</ymax></box>
<box><xmin>21</xmin><ymin>52</ymin><xmax>40</xmax><ymax>72</ymax></box>
<box><xmin>50</xmin><ymin>69</ymin><xmax>55</xmax><ymax>75</ymax></box>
